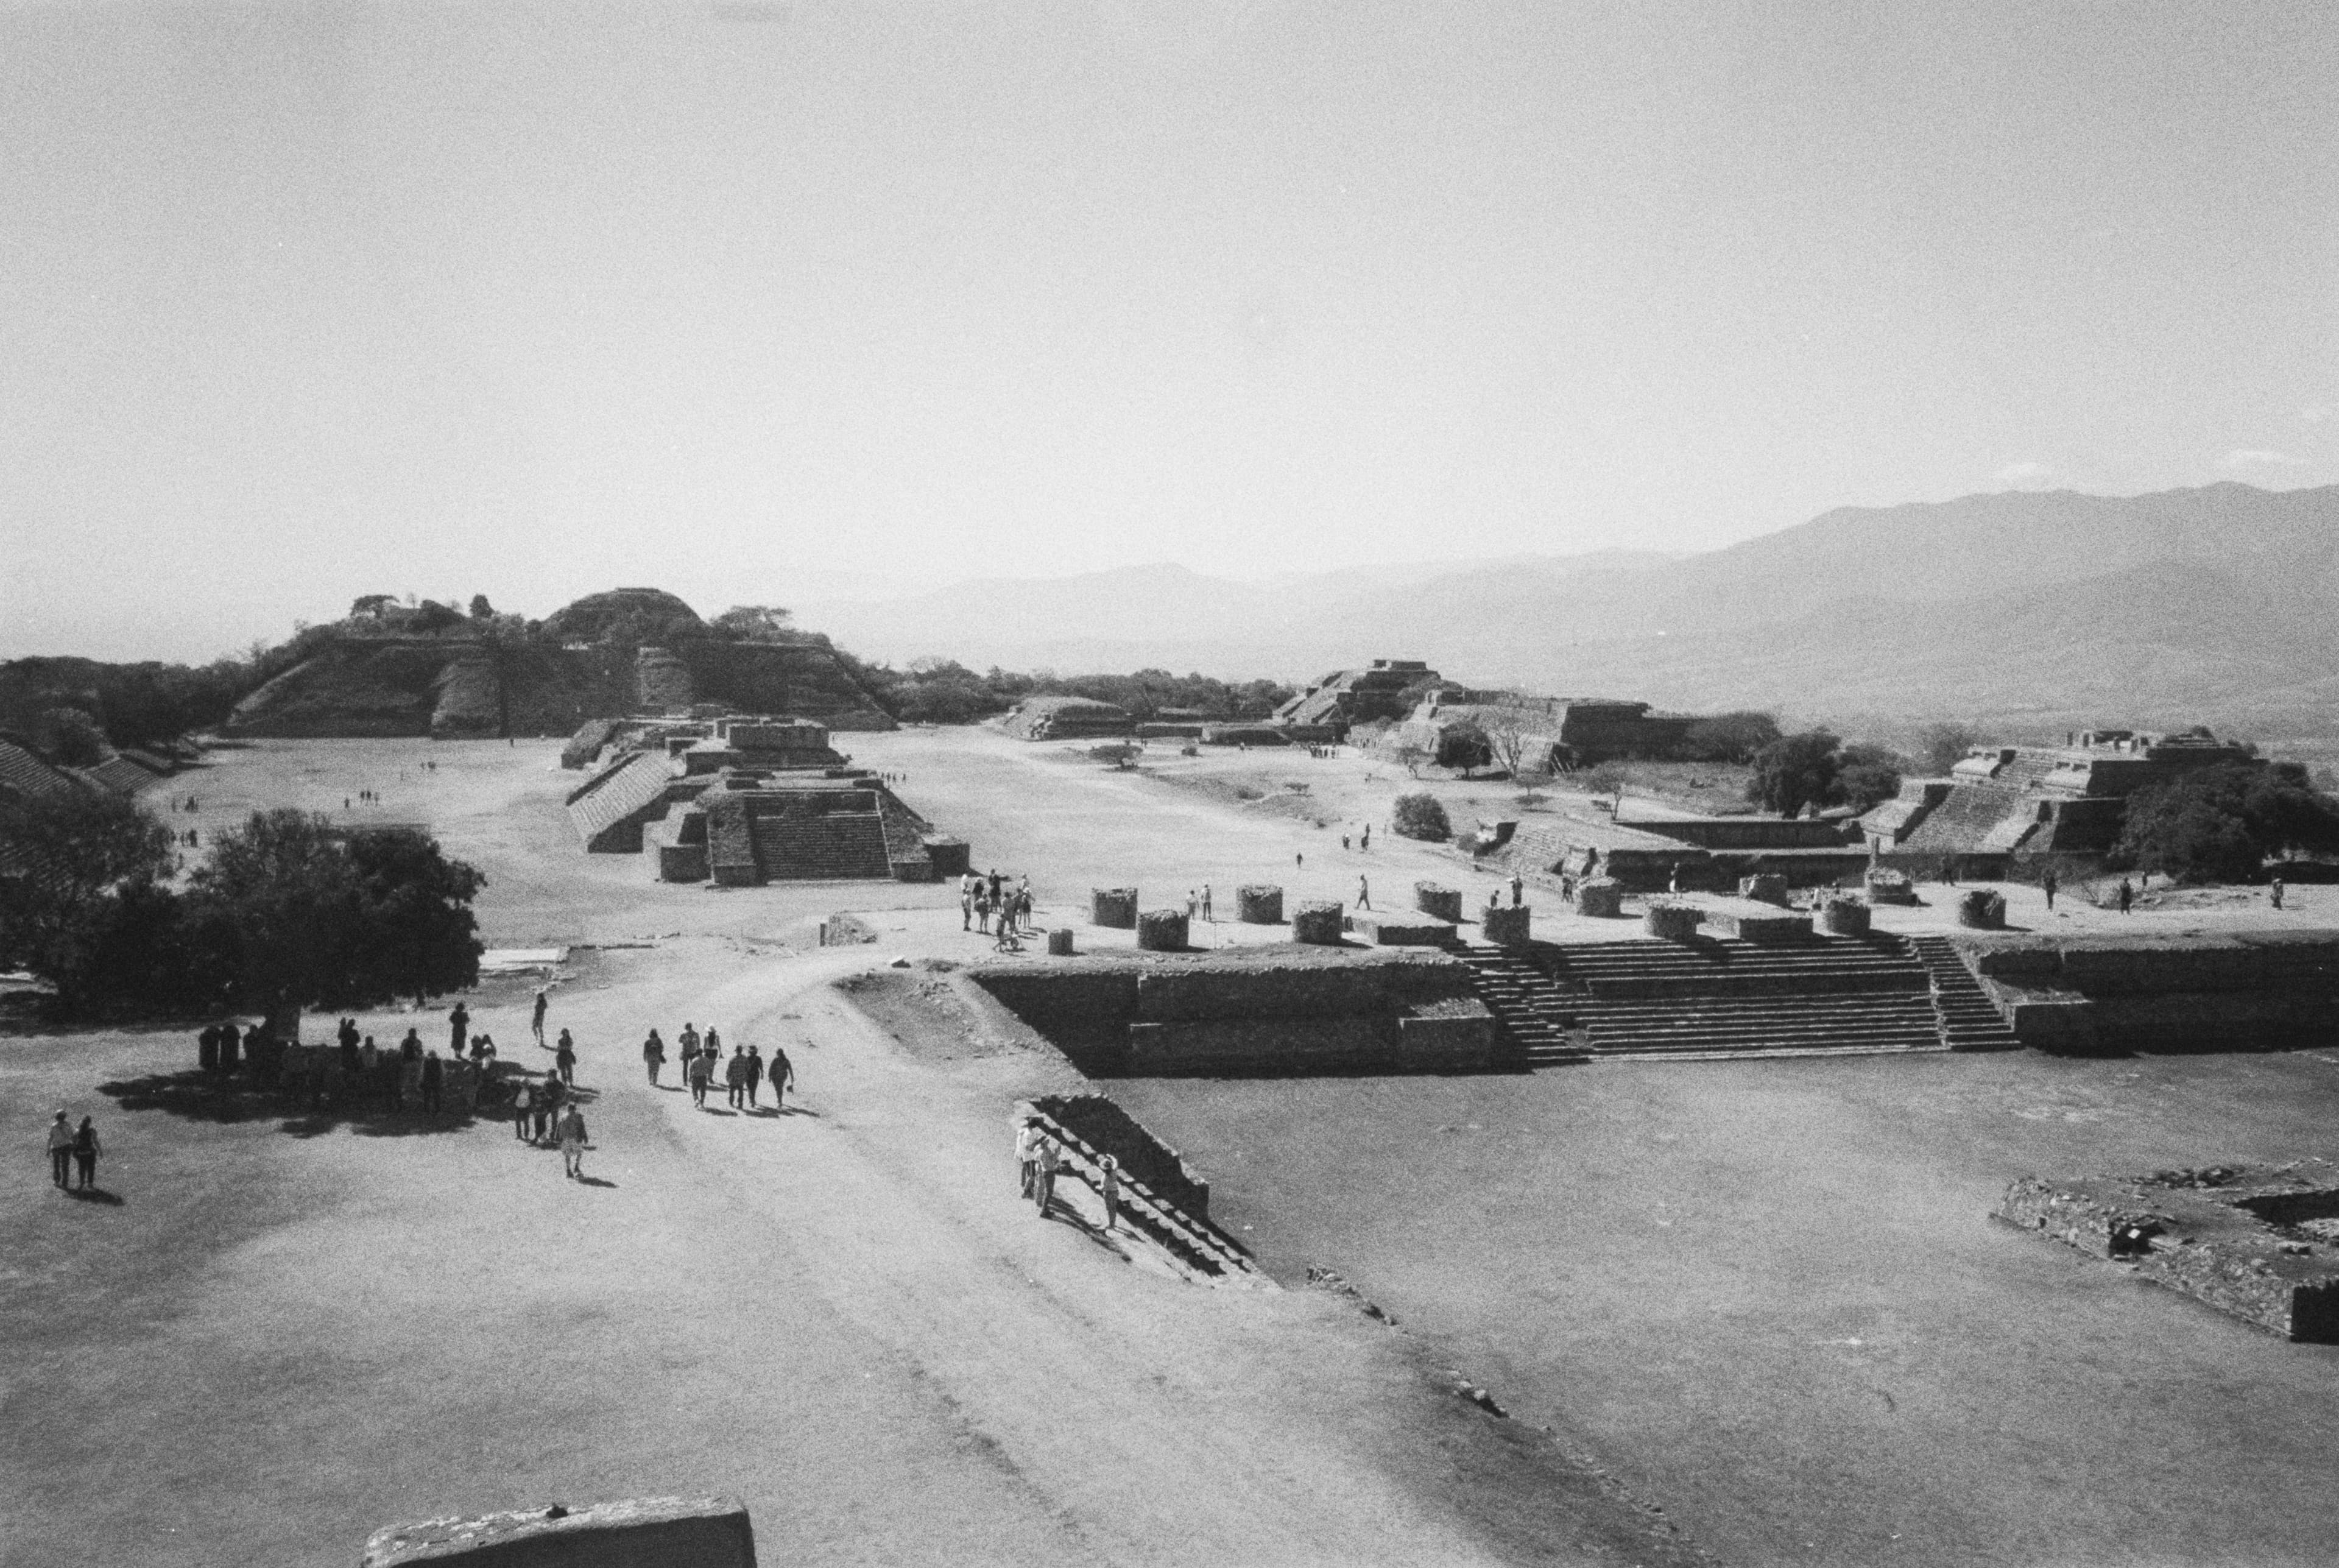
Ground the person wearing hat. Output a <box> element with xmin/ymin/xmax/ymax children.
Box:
<box><xmin>1098</xmin><ymin>1154</ymin><xmax>1122</xmax><ymax>1234</ymax></box>
<box><xmin>1033</xmin><ymin>1134</ymin><xmax>1060</xmax><ymax>1218</ymax></box>
<box><xmin>46</xmin><ymin>1111</ymin><xmax>74</xmax><ymax>1188</ymax></box>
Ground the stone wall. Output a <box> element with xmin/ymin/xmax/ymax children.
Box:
<box><xmin>1021</xmin><ymin>1093</ymin><xmax>1211</xmax><ymax>1217</ymax></box>
<box><xmin>1956</xmin><ymin>929</ymin><xmax>2339</xmax><ymax>1051</ymax></box>
<box><xmin>970</xmin><ymin>945</ymin><xmax>1495</xmax><ymax>1076</ymax></box>
<box><xmin>364</xmin><ymin>1496</ymin><xmax>755</xmax><ymax>1567</ymax></box>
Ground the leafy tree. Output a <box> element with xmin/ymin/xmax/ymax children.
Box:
<box><xmin>711</xmin><ymin>604</ymin><xmax>795</xmax><ymax>641</ymax></box>
<box><xmin>0</xmin><ymin>786</ymin><xmax>177</xmax><ymax>1011</ymax></box>
<box><xmin>469</xmin><ymin>593</ymin><xmax>495</xmax><ymax>620</ymax></box>
<box><xmin>1582</xmin><ymin>763</ymin><xmax>1628</xmax><ymax>811</ymax></box>
<box><xmin>1392</xmin><ymin>792</ymin><xmax>1452</xmax><ymax>842</ymax></box>
<box><xmin>1834</xmin><ymin>744</ymin><xmax>1907</xmax><ymax>812</ymax></box>
<box><xmin>350</xmin><ymin>594</ymin><xmax>399</xmax><ymax>618</ymax></box>
<box><xmin>1747</xmin><ymin>730</ymin><xmax>1841</xmax><ymax>818</ymax></box>
<box><xmin>1439</xmin><ymin>718</ymin><xmax>1492</xmax><ymax>776</ymax></box>
<box><xmin>1916</xmin><ymin>722</ymin><xmax>1983</xmax><ymax>775</ymax></box>
<box><xmin>2114</xmin><ymin>762</ymin><xmax>2339</xmax><ymax>883</ymax></box>
<box><xmin>40</xmin><ymin>706</ymin><xmax>108</xmax><ymax>767</ymax></box>
<box><xmin>192</xmin><ymin>811</ymin><xmax>485</xmax><ymax>1034</ymax></box>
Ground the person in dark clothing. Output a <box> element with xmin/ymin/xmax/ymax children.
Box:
<box><xmin>199</xmin><ymin>1024</ymin><xmax>219</xmax><ymax>1073</ymax></box>
<box><xmin>744</xmin><ymin>1047</ymin><xmax>764</xmax><ymax>1108</ymax></box>
<box><xmin>2118</xmin><ymin>878</ymin><xmax>2134</xmax><ymax>914</ymax></box>
<box><xmin>554</xmin><ymin>1029</ymin><xmax>577</xmax><ymax>1086</ymax></box>
<box><xmin>218</xmin><ymin>1023</ymin><xmax>242</xmax><ymax>1074</ymax></box>
<box><xmin>642</xmin><ymin>1030</ymin><xmax>666</xmax><ymax>1086</ymax></box>
<box><xmin>420</xmin><ymin>1051</ymin><xmax>444</xmax><ymax>1114</ymax></box>
<box><xmin>2041</xmin><ymin>868</ymin><xmax>2059</xmax><ymax>911</ymax></box>
<box><xmin>337</xmin><ymin>1016</ymin><xmax>360</xmax><ymax>1053</ymax></box>
<box><xmin>533</xmin><ymin>1076</ymin><xmax>559</xmax><ymax>1142</ymax></box>
<box><xmin>532</xmin><ymin>989</ymin><xmax>548</xmax><ymax>1045</ymax></box>
<box><xmin>725</xmin><ymin>1048</ymin><xmax>748</xmax><ymax>1109</ymax></box>
<box><xmin>447</xmin><ymin>1003</ymin><xmax>469</xmax><ymax>1059</ymax></box>
<box><xmin>72</xmin><ymin>1117</ymin><xmax>101</xmax><ymax>1190</ymax></box>
<box><xmin>767</xmin><ymin>1046</ymin><xmax>794</xmax><ymax>1111</ymax></box>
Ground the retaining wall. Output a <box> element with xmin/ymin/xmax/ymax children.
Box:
<box><xmin>1955</xmin><ymin>928</ymin><xmax>2339</xmax><ymax>1051</ymax></box>
<box><xmin>364</xmin><ymin>1496</ymin><xmax>755</xmax><ymax>1567</ymax></box>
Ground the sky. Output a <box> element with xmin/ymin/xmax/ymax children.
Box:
<box><xmin>4</xmin><ymin>1</ymin><xmax>2335</xmax><ymax>662</ymax></box>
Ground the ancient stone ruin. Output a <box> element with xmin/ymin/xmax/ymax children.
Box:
<box><xmin>563</xmin><ymin>715</ymin><xmax>965</xmax><ymax>883</ymax></box>
<box><xmin>998</xmin><ymin>694</ymin><xmax>1136</xmax><ymax>740</ymax></box>
<box><xmin>1996</xmin><ymin>1160</ymin><xmax>2339</xmax><ymax>1342</ymax></box>
<box><xmin>363</xmin><ymin>1495</ymin><xmax>756</xmax><ymax>1567</ymax></box>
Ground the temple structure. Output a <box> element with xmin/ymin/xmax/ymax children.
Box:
<box><xmin>562</xmin><ymin>713</ymin><xmax>967</xmax><ymax>884</ymax></box>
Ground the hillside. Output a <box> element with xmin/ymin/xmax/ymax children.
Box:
<box><xmin>794</xmin><ymin>484</ymin><xmax>2339</xmax><ymax>733</ymax></box>
<box><xmin>218</xmin><ymin>592</ymin><xmax>895</xmax><ymax>738</ymax></box>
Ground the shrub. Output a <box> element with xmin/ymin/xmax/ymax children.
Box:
<box><xmin>1392</xmin><ymin>793</ymin><xmax>1452</xmax><ymax>842</ymax></box>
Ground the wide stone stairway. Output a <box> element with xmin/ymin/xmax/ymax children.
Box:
<box><xmin>749</xmin><ymin>812</ymin><xmax>893</xmax><ymax>880</ymax></box>
<box><xmin>1455</xmin><ymin>933</ymin><xmax>2006</xmax><ymax>1064</ymax></box>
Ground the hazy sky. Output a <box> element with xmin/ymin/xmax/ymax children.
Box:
<box><xmin>5</xmin><ymin>1</ymin><xmax>2335</xmax><ymax>660</ymax></box>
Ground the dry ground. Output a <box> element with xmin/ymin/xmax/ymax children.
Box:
<box><xmin>1</xmin><ymin>735</ymin><xmax>1702</xmax><ymax>1568</ymax></box>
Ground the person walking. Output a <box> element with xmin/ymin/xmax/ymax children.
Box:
<box><xmin>643</xmin><ymin>1029</ymin><xmax>666</xmax><ymax>1085</ymax></box>
<box><xmin>724</xmin><ymin>1047</ymin><xmax>749</xmax><ymax>1110</ymax></box>
<box><xmin>554</xmin><ymin>1029</ymin><xmax>577</xmax><ymax>1087</ymax></box>
<box><xmin>744</xmin><ymin>1046</ymin><xmax>764</xmax><ymax>1109</ymax></box>
<box><xmin>512</xmin><ymin>1078</ymin><xmax>536</xmax><ymax>1141</ymax></box>
<box><xmin>199</xmin><ymin>1023</ymin><xmax>219</xmax><ymax>1074</ymax></box>
<box><xmin>1201</xmin><ymin>885</ymin><xmax>1213</xmax><ymax>922</ymax></box>
<box><xmin>532</xmin><ymin>1078</ymin><xmax>557</xmax><ymax>1143</ymax></box>
<box><xmin>767</xmin><ymin>1045</ymin><xmax>794</xmax><ymax>1111</ymax></box>
<box><xmin>2271</xmin><ymin>874</ymin><xmax>2286</xmax><ymax>911</ymax></box>
<box><xmin>420</xmin><ymin>1051</ymin><xmax>444</xmax><ymax>1114</ymax></box>
<box><xmin>1033</xmin><ymin>1134</ymin><xmax>1060</xmax><ymax>1218</ymax></box>
<box><xmin>531</xmin><ymin>988</ymin><xmax>549</xmax><ymax>1045</ymax></box>
<box><xmin>447</xmin><ymin>1001</ymin><xmax>469</xmax><ymax>1059</ymax></box>
<box><xmin>2118</xmin><ymin>878</ymin><xmax>2135</xmax><ymax>914</ymax></box>
<box><xmin>975</xmin><ymin>885</ymin><xmax>992</xmax><ymax>934</ymax></box>
<box><xmin>557</xmin><ymin>1102</ymin><xmax>588</xmax><ymax>1180</ymax></box>
<box><xmin>677</xmin><ymin>1022</ymin><xmax>700</xmax><ymax>1081</ymax></box>
<box><xmin>1357</xmin><ymin>874</ymin><xmax>1372</xmax><ymax>911</ymax></box>
<box><xmin>961</xmin><ymin>881</ymin><xmax>974</xmax><ymax>931</ymax></box>
<box><xmin>1098</xmin><ymin>1154</ymin><xmax>1121</xmax><ymax>1233</ymax></box>
<box><xmin>2042</xmin><ymin>867</ymin><xmax>2059</xmax><ymax>911</ymax></box>
<box><xmin>1509</xmin><ymin>872</ymin><xmax>1524</xmax><ymax>907</ymax></box>
<box><xmin>71</xmin><ymin>1117</ymin><xmax>101</xmax><ymax>1191</ymax></box>
<box><xmin>46</xmin><ymin>1111</ymin><xmax>74</xmax><ymax>1189</ymax></box>
<box><xmin>705</xmin><ymin>1025</ymin><xmax>721</xmax><ymax>1062</ymax></box>
<box><xmin>688</xmin><ymin>1048</ymin><xmax>714</xmax><ymax>1109</ymax></box>
<box><xmin>1360</xmin><ymin>824</ymin><xmax>1371</xmax><ymax>850</ymax></box>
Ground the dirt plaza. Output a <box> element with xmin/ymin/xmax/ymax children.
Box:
<box><xmin>5</xmin><ymin>728</ymin><xmax>2337</xmax><ymax>1567</ymax></box>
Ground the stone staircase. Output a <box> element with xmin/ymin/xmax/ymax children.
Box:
<box><xmin>1905</xmin><ymin>934</ymin><xmax>2023</xmax><ymax>1050</ymax></box>
<box><xmin>1456</xmin><ymin>934</ymin><xmax>1972</xmax><ymax>1062</ymax></box>
<box><xmin>749</xmin><ymin>812</ymin><xmax>892</xmax><ymax>880</ymax></box>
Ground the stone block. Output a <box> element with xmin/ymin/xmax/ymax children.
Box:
<box><xmin>1706</xmin><ymin>906</ymin><xmax>1813</xmax><ymax>943</ymax></box>
<box><xmin>1236</xmin><ymin>884</ymin><xmax>1283</xmax><ymax>923</ymax></box>
<box><xmin>1346</xmin><ymin>911</ymin><xmax>1456</xmax><ymax>947</ymax></box>
<box><xmin>1481</xmin><ymin>904</ymin><xmax>1532</xmax><ymax>945</ymax></box>
<box><xmin>1817</xmin><ymin>898</ymin><xmax>1871</xmax><ymax>936</ymax></box>
<box><xmin>1090</xmin><ymin>887</ymin><xmax>1138</xmax><ymax>928</ymax></box>
<box><xmin>1864</xmin><ymin>867</ymin><xmax>1918</xmax><ymax>905</ymax></box>
<box><xmin>1046</xmin><ymin>928</ymin><xmax>1074</xmax><ymax>956</ymax></box>
<box><xmin>1414</xmin><ymin>881</ymin><xmax>1462</xmax><ymax>922</ymax></box>
<box><xmin>363</xmin><ymin>1496</ymin><xmax>754</xmax><ymax>1567</ymax></box>
<box><xmin>1737</xmin><ymin>874</ymin><xmax>1789</xmax><ymax>907</ymax></box>
<box><xmin>1643</xmin><ymin>903</ymin><xmax>1703</xmax><ymax>941</ymax></box>
<box><xmin>1576</xmin><ymin>878</ymin><xmax>1625</xmax><ymax>917</ymax></box>
<box><xmin>1137</xmin><ymin>909</ymin><xmax>1189</xmax><ymax>951</ymax></box>
<box><xmin>1395</xmin><ymin>1000</ymin><xmax>1499</xmax><ymax>1070</ymax></box>
<box><xmin>1292</xmin><ymin>900</ymin><xmax>1346</xmax><ymax>944</ymax></box>
<box><xmin>651</xmin><ymin>841</ymin><xmax>708</xmax><ymax>883</ymax></box>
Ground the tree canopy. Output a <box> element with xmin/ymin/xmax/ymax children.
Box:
<box><xmin>2113</xmin><ymin>762</ymin><xmax>2339</xmax><ymax>883</ymax></box>
<box><xmin>1745</xmin><ymin>731</ymin><xmax>1907</xmax><ymax>816</ymax></box>
<box><xmin>1392</xmin><ymin>792</ymin><xmax>1452</xmax><ymax>842</ymax></box>
<box><xmin>0</xmin><ymin>785</ymin><xmax>177</xmax><ymax>1010</ymax></box>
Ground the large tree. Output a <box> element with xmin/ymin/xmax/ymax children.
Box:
<box><xmin>0</xmin><ymin>785</ymin><xmax>176</xmax><ymax>1011</ymax></box>
<box><xmin>192</xmin><ymin>810</ymin><xmax>485</xmax><ymax>1034</ymax></box>
<box><xmin>2114</xmin><ymin>762</ymin><xmax>2339</xmax><ymax>883</ymax></box>
<box><xmin>1746</xmin><ymin>730</ymin><xmax>1843</xmax><ymax>818</ymax></box>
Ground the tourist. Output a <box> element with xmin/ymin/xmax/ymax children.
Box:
<box><xmin>554</xmin><ymin>1029</ymin><xmax>577</xmax><ymax>1086</ymax></box>
<box><xmin>677</xmin><ymin>1021</ymin><xmax>701</xmax><ymax>1078</ymax></box>
<box><xmin>1098</xmin><ymin>1154</ymin><xmax>1121</xmax><ymax>1232</ymax></box>
<box><xmin>1341</xmin><ymin>833</ymin><xmax>1350</xmax><ymax>851</ymax></box>
<box><xmin>725</xmin><ymin>1047</ymin><xmax>749</xmax><ymax>1109</ymax></box>
<box><xmin>643</xmin><ymin>1029</ymin><xmax>666</xmax><ymax>1085</ymax></box>
<box><xmin>1296</xmin><ymin>852</ymin><xmax>1304</xmax><ymax>870</ymax></box>
<box><xmin>1185</xmin><ymin>889</ymin><xmax>1198</xmax><ymax>921</ymax></box>
<box><xmin>420</xmin><ymin>1051</ymin><xmax>444</xmax><ymax>1114</ymax></box>
<box><xmin>471</xmin><ymin>1033</ymin><xmax>496</xmax><ymax>1070</ymax></box>
<box><xmin>1033</xmin><ymin>1134</ymin><xmax>1060</xmax><ymax>1217</ymax></box>
<box><xmin>744</xmin><ymin>1046</ymin><xmax>764</xmax><ymax>1108</ymax></box>
<box><xmin>1509</xmin><ymin>872</ymin><xmax>1523</xmax><ymax>907</ymax></box>
<box><xmin>988</xmin><ymin>867</ymin><xmax>1004</xmax><ymax>905</ymax></box>
<box><xmin>705</xmin><ymin>1025</ymin><xmax>722</xmax><ymax>1064</ymax></box>
<box><xmin>1357</xmin><ymin>875</ymin><xmax>1371</xmax><ymax>911</ymax></box>
<box><xmin>512</xmin><ymin>1078</ymin><xmax>536</xmax><ymax>1140</ymax></box>
<box><xmin>767</xmin><ymin>1045</ymin><xmax>794</xmax><ymax>1111</ymax></box>
<box><xmin>557</xmin><ymin>1102</ymin><xmax>588</xmax><ymax>1180</ymax></box>
<box><xmin>2118</xmin><ymin>878</ymin><xmax>2134</xmax><ymax>914</ymax></box>
<box><xmin>2271</xmin><ymin>875</ymin><xmax>2285</xmax><ymax>911</ymax></box>
<box><xmin>71</xmin><ymin>1116</ymin><xmax>101</xmax><ymax>1191</ymax></box>
<box><xmin>532</xmin><ymin>1078</ymin><xmax>558</xmax><ymax>1142</ymax></box>
<box><xmin>2042</xmin><ymin>867</ymin><xmax>2059</xmax><ymax>911</ymax></box>
<box><xmin>1360</xmin><ymin>824</ymin><xmax>1370</xmax><ymax>850</ymax></box>
<box><xmin>961</xmin><ymin>882</ymin><xmax>973</xmax><ymax>931</ymax></box>
<box><xmin>687</xmin><ymin>1048</ymin><xmax>714</xmax><ymax>1109</ymax></box>
<box><xmin>447</xmin><ymin>1001</ymin><xmax>469</xmax><ymax>1058</ymax></box>
<box><xmin>46</xmin><ymin>1111</ymin><xmax>73</xmax><ymax>1189</ymax></box>
<box><xmin>532</xmin><ymin>988</ymin><xmax>549</xmax><ymax>1045</ymax></box>
<box><xmin>975</xmin><ymin>886</ymin><xmax>991</xmax><ymax>934</ymax></box>
<box><xmin>337</xmin><ymin>1015</ymin><xmax>360</xmax><ymax>1056</ymax></box>
<box><xmin>198</xmin><ymin>1023</ymin><xmax>219</xmax><ymax>1074</ymax></box>
<box><xmin>1487</xmin><ymin>889</ymin><xmax>1501</xmax><ymax>914</ymax></box>
<box><xmin>1202</xmin><ymin>884</ymin><xmax>1213</xmax><ymax>922</ymax></box>
<box><xmin>359</xmin><ymin>1034</ymin><xmax>379</xmax><ymax>1084</ymax></box>
<box><xmin>1015</xmin><ymin>1118</ymin><xmax>1039</xmax><ymax>1198</ymax></box>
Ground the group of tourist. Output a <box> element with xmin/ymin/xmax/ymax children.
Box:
<box><xmin>509</xmin><ymin>1073</ymin><xmax>591</xmax><ymax>1176</ymax></box>
<box><xmin>1338</xmin><ymin>825</ymin><xmax>1372</xmax><ymax>852</ymax></box>
<box><xmin>44</xmin><ymin>1110</ymin><xmax>101</xmax><ymax>1192</ymax></box>
<box><xmin>643</xmin><ymin>1022</ymin><xmax>794</xmax><ymax>1112</ymax></box>
<box><xmin>1184</xmin><ymin>886</ymin><xmax>1214</xmax><ymax>922</ymax></box>
<box><xmin>1015</xmin><ymin>1118</ymin><xmax>1122</xmax><ymax>1232</ymax></box>
<box><xmin>962</xmin><ymin>869</ymin><xmax>1034</xmax><ymax>941</ymax></box>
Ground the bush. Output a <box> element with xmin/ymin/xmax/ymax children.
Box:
<box><xmin>1674</xmin><ymin>711</ymin><xmax>1781</xmax><ymax>764</ymax></box>
<box><xmin>2113</xmin><ymin>761</ymin><xmax>2339</xmax><ymax>883</ymax></box>
<box><xmin>1392</xmin><ymin>793</ymin><xmax>1452</xmax><ymax>842</ymax></box>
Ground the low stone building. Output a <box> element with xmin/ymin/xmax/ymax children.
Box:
<box><xmin>998</xmin><ymin>694</ymin><xmax>1135</xmax><ymax>740</ymax></box>
<box><xmin>1272</xmin><ymin>660</ymin><xmax>1437</xmax><ymax>732</ymax></box>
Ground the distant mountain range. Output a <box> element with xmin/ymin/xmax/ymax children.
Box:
<box><xmin>796</xmin><ymin>484</ymin><xmax>2339</xmax><ymax>737</ymax></box>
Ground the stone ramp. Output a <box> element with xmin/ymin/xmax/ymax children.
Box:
<box><xmin>1456</xmin><ymin>934</ymin><xmax>1960</xmax><ymax>1061</ymax></box>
